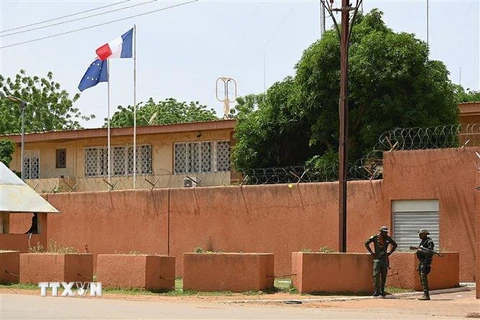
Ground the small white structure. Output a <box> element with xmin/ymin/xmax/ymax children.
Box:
<box><xmin>0</xmin><ymin>161</ymin><xmax>58</xmax><ymax>234</ymax></box>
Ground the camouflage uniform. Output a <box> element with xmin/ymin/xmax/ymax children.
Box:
<box><xmin>365</xmin><ymin>227</ymin><xmax>397</xmax><ymax>296</ymax></box>
<box><xmin>417</xmin><ymin>229</ymin><xmax>435</xmax><ymax>300</ymax></box>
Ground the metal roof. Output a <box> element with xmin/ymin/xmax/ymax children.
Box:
<box><xmin>0</xmin><ymin>119</ymin><xmax>236</xmax><ymax>143</ymax></box>
<box><xmin>0</xmin><ymin>162</ymin><xmax>59</xmax><ymax>213</ymax></box>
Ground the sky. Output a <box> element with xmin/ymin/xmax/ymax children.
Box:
<box><xmin>0</xmin><ymin>0</ymin><xmax>479</xmax><ymax>129</ymax></box>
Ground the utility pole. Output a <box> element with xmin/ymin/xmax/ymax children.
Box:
<box><xmin>338</xmin><ymin>0</ymin><xmax>349</xmax><ymax>254</ymax></box>
<box><xmin>322</xmin><ymin>0</ymin><xmax>363</xmax><ymax>252</ymax></box>
<box><xmin>426</xmin><ymin>0</ymin><xmax>429</xmax><ymax>46</ymax></box>
<box><xmin>320</xmin><ymin>1</ymin><xmax>326</xmax><ymax>37</ymax></box>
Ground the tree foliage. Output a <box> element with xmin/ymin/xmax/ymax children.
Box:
<box><xmin>0</xmin><ymin>70</ymin><xmax>93</xmax><ymax>134</ymax></box>
<box><xmin>454</xmin><ymin>85</ymin><xmax>480</xmax><ymax>103</ymax></box>
<box><xmin>232</xmin><ymin>78</ymin><xmax>312</xmax><ymax>169</ymax></box>
<box><xmin>107</xmin><ymin>97</ymin><xmax>218</xmax><ymax>128</ymax></box>
<box><xmin>233</xmin><ymin>9</ymin><xmax>459</xmax><ymax>172</ymax></box>
<box><xmin>0</xmin><ymin>139</ymin><xmax>14</xmax><ymax>167</ymax></box>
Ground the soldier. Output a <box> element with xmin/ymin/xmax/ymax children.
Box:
<box><xmin>365</xmin><ymin>226</ymin><xmax>398</xmax><ymax>297</ymax></box>
<box><xmin>416</xmin><ymin>229</ymin><xmax>435</xmax><ymax>300</ymax></box>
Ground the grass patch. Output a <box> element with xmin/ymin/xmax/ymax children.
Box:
<box><xmin>102</xmin><ymin>278</ymin><xmax>183</xmax><ymax>296</ymax></box>
<box><xmin>274</xmin><ymin>278</ymin><xmax>298</xmax><ymax>294</ymax></box>
<box><xmin>1</xmin><ymin>278</ymin><xmax>414</xmax><ymax>297</ymax></box>
<box><xmin>306</xmin><ymin>286</ymin><xmax>414</xmax><ymax>297</ymax></box>
<box><xmin>0</xmin><ymin>283</ymin><xmax>38</xmax><ymax>290</ymax></box>
<box><xmin>384</xmin><ymin>286</ymin><xmax>415</xmax><ymax>294</ymax></box>
<box><xmin>308</xmin><ymin>290</ymin><xmax>372</xmax><ymax>296</ymax></box>
<box><xmin>0</xmin><ymin>278</ymin><xmax>300</xmax><ymax>296</ymax></box>
<box><xmin>162</xmin><ymin>277</ymin><xmax>298</xmax><ymax>296</ymax></box>
<box><xmin>103</xmin><ymin>287</ymin><xmax>159</xmax><ymax>295</ymax></box>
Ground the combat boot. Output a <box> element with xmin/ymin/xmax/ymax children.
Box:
<box><xmin>418</xmin><ymin>293</ymin><xmax>430</xmax><ymax>300</ymax></box>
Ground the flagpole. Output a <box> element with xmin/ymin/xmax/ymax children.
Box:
<box><xmin>107</xmin><ymin>59</ymin><xmax>111</xmax><ymax>183</ymax></box>
<box><xmin>133</xmin><ymin>24</ymin><xmax>137</xmax><ymax>189</ymax></box>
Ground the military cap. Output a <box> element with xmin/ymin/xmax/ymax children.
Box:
<box><xmin>418</xmin><ymin>229</ymin><xmax>430</xmax><ymax>235</ymax></box>
<box><xmin>379</xmin><ymin>226</ymin><xmax>389</xmax><ymax>232</ymax></box>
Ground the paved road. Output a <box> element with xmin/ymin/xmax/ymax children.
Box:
<box><xmin>0</xmin><ymin>292</ymin><xmax>475</xmax><ymax>320</ymax></box>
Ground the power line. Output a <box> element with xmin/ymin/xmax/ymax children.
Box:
<box><xmin>1</xmin><ymin>0</ymin><xmax>160</xmax><ymax>38</ymax></box>
<box><xmin>0</xmin><ymin>1</ymin><xmax>198</xmax><ymax>50</ymax></box>
<box><xmin>0</xmin><ymin>0</ymin><xmax>131</xmax><ymax>34</ymax></box>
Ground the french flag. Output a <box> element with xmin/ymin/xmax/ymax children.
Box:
<box><xmin>96</xmin><ymin>28</ymin><xmax>133</xmax><ymax>61</ymax></box>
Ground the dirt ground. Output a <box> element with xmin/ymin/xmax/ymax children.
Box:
<box><xmin>1</xmin><ymin>286</ymin><xmax>478</xmax><ymax>318</ymax></box>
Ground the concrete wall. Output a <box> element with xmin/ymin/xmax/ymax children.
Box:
<box><xmin>0</xmin><ymin>251</ymin><xmax>20</xmax><ymax>284</ymax></box>
<box><xmin>292</xmin><ymin>252</ymin><xmax>373</xmax><ymax>293</ymax></box>
<box><xmin>383</xmin><ymin>148</ymin><xmax>477</xmax><ymax>281</ymax></box>
<box><xmin>96</xmin><ymin>254</ymin><xmax>175</xmax><ymax>290</ymax></box>
<box><xmin>0</xmin><ymin>234</ymin><xmax>44</xmax><ymax>252</ymax></box>
<box><xmin>20</xmin><ymin>253</ymin><xmax>93</xmax><ymax>284</ymax></box>
<box><xmin>1</xmin><ymin>213</ymin><xmax>48</xmax><ymax>252</ymax></box>
<box><xmin>477</xmin><ymin>172</ymin><xmax>480</xmax><ymax>299</ymax></box>
<box><xmin>183</xmin><ymin>253</ymin><xmax>274</xmax><ymax>292</ymax></box>
<box><xmin>7</xmin><ymin>148</ymin><xmax>478</xmax><ymax>281</ymax></box>
<box><xmin>45</xmin><ymin>190</ymin><xmax>170</xmax><ymax>256</ymax></box>
<box><xmin>388</xmin><ymin>252</ymin><xmax>459</xmax><ymax>290</ymax></box>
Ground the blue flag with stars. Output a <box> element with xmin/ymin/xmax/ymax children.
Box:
<box><xmin>78</xmin><ymin>58</ymin><xmax>108</xmax><ymax>92</ymax></box>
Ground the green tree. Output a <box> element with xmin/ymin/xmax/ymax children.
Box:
<box><xmin>233</xmin><ymin>77</ymin><xmax>312</xmax><ymax>169</ymax></box>
<box><xmin>297</xmin><ymin>9</ymin><xmax>458</xmax><ymax>165</ymax></box>
<box><xmin>454</xmin><ymin>85</ymin><xmax>480</xmax><ymax>103</ymax></box>
<box><xmin>0</xmin><ymin>70</ymin><xmax>94</xmax><ymax>134</ymax></box>
<box><xmin>107</xmin><ymin>97</ymin><xmax>218</xmax><ymax>127</ymax></box>
<box><xmin>0</xmin><ymin>139</ymin><xmax>14</xmax><ymax>167</ymax></box>
<box><xmin>233</xmin><ymin>9</ymin><xmax>459</xmax><ymax>174</ymax></box>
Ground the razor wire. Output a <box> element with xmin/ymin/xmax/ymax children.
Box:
<box><xmin>240</xmin><ymin>123</ymin><xmax>478</xmax><ymax>184</ymax></box>
<box><xmin>350</xmin><ymin>123</ymin><xmax>478</xmax><ymax>178</ymax></box>
<box><xmin>26</xmin><ymin>169</ymin><xmax>233</xmax><ymax>194</ymax></box>
<box><xmin>376</xmin><ymin>124</ymin><xmax>465</xmax><ymax>151</ymax></box>
<box><xmin>240</xmin><ymin>165</ymin><xmax>339</xmax><ymax>185</ymax></box>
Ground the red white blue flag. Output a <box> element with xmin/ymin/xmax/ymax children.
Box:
<box><xmin>96</xmin><ymin>28</ymin><xmax>133</xmax><ymax>60</ymax></box>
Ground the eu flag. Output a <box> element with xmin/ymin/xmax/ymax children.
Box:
<box><xmin>78</xmin><ymin>58</ymin><xmax>108</xmax><ymax>92</ymax></box>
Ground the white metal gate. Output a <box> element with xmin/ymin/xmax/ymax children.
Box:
<box><xmin>392</xmin><ymin>200</ymin><xmax>439</xmax><ymax>250</ymax></box>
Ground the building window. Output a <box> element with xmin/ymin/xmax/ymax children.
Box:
<box><xmin>24</xmin><ymin>150</ymin><xmax>40</xmax><ymax>179</ymax></box>
<box><xmin>85</xmin><ymin>148</ymin><xmax>108</xmax><ymax>177</ymax></box>
<box><xmin>56</xmin><ymin>149</ymin><xmax>66</xmax><ymax>168</ymax></box>
<box><xmin>174</xmin><ymin>141</ymin><xmax>230</xmax><ymax>174</ymax></box>
<box><xmin>216</xmin><ymin>141</ymin><xmax>231</xmax><ymax>172</ymax></box>
<box><xmin>84</xmin><ymin>145</ymin><xmax>152</xmax><ymax>177</ymax></box>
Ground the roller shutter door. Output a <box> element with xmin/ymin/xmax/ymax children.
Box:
<box><xmin>392</xmin><ymin>200</ymin><xmax>439</xmax><ymax>251</ymax></box>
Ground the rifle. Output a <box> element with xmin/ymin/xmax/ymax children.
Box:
<box><xmin>409</xmin><ymin>245</ymin><xmax>444</xmax><ymax>257</ymax></box>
